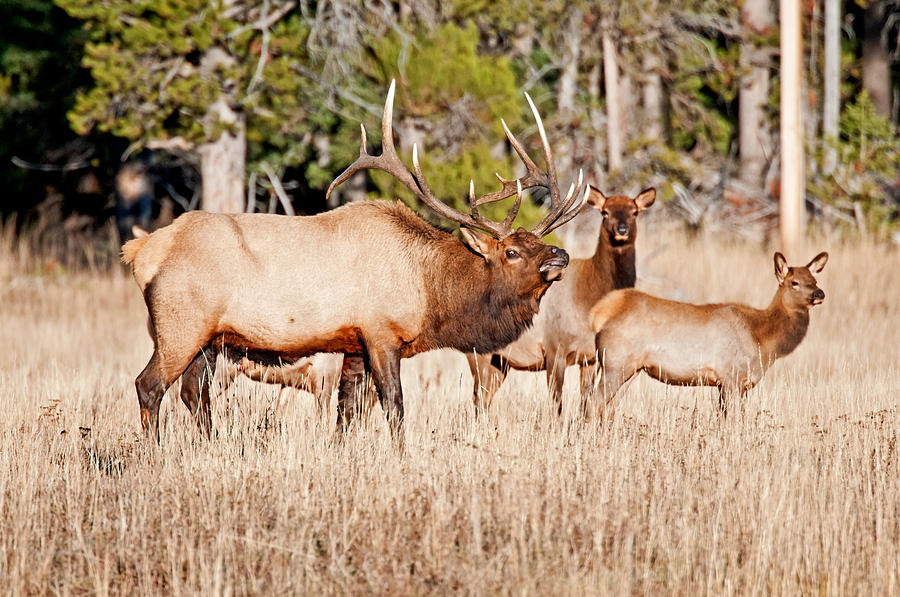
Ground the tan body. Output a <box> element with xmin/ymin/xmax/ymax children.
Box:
<box><xmin>588</xmin><ymin>252</ymin><xmax>828</xmax><ymax>418</ymax></box>
<box><xmin>467</xmin><ymin>187</ymin><xmax>655</xmax><ymax>415</ymax></box>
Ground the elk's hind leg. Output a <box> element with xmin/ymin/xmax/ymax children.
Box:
<box><xmin>136</xmin><ymin>352</ymin><xmax>167</xmax><ymax>444</ymax></box>
<box><xmin>179</xmin><ymin>346</ymin><xmax>217</xmax><ymax>438</ymax></box>
<box><xmin>136</xmin><ymin>346</ymin><xmax>202</xmax><ymax>443</ymax></box>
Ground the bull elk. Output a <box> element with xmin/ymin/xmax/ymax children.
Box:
<box><xmin>122</xmin><ymin>80</ymin><xmax>586</xmax><ymax>443</ymax></box>
<box><xmin>588</xmin><ymin>251</ymin><xmax>828</xmax><ymax>418</ymax></box>
<box><xmin>467</xmin><ymin>186</ymin><xmax>655</xmax><ymax>415</ymax></box>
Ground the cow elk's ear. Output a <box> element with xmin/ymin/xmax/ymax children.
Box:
<box><xmin>774</xmin><ymin>252</ymin><xmax>789</xmax><ymax>284</ymax></box>
<box><xmin>807</xmin><ymin>251</ymin><xmax>828</xmax><ymax>273</ymax></box>
<box><xmin>585</xmin><ymin>185</ymin><xmax>607</xmax><ymax>210</ymax></box>
<box><xmin>460</xmin><ymin>227</ymin><xmax>497</xmax><ymax>260</ymax></box>
<box><xmin>635</xmin><ymin>188</ymin><xmax>656</xmax><ymax>210</ymax></box>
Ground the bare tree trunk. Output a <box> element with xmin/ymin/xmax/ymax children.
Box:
<box><xmin>822</xmin><ymin>0</ymin><xmax>840</xmax><ymax>175</ymax></box>
<box><xmin>556</xmin><ymin>9</ymin><xmax>583</xmax><ymax>180</ymax></box>
<box><xmin>738</xmin><ymin>0</ymin><xmax>774</xmax><ymax>185</ymax></box>
<box><xmin>861</xmin><ymin>2</ymin><xmax>892</xmax><ymax>118</ymax></box>
<box><xmin>587</xmin><ymin>58</ymin><xmax>606</xmax><ymax>187</ymax></box>
<box><xmin>558</xmin><ymin>9</ymin><xmax>582</xmax><ymax>118</ymax></box>
<box><xmin>642</xmin><ymin>47</ymin><xmax>663</xmax><ymax>142</ymax></box>
<box><xmin>602</xmin><ymin>25</ymin><xmax>623</xmax><ymax>173</ymax></box>
<box><xmin>198</xmin><ymin>98</ymin><xmax>246</xmax><ymax>213</ymax></box>
<box><xmin>198</xmin><ymin>48</ymin><xmax>245</xmax><ymax>213</ymax></box>
<box><xmin>780</xmin><ymin>0</ymin><xmax>805</xmax><ymax>258</ymax></box>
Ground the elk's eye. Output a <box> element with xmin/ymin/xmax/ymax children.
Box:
<box><xmin>633</xmin><ymin>210</ymin><xmax>639</xmax><ymax>217</ymax></box>
<box><xmin>791</xmin><ymin>281</ymin><xmax>800</xmax><ymax>289</ymax></box>
<box><xmin>505</xmin><ymin>249</ymin><xmax>520</xmax><ymax>260</ymax></box>
<box><xmin>601</xmin><ymin>211</ymin><xmax>609</xmax><ymax>218</ymax></box>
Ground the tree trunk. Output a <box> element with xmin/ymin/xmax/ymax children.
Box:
<box><xmin>558</xmin><ymin>9</ymin><xmax>582</xmax><ymax>118</ymax></box>
<box><xmin>556</xmin><ymin>9</ymin><xmax>583</xmax><ymax>181</ymax></box>
<box><xmin>780</xmin><ymin>0</ymin><xmax>805</xmax><ymax>258</ymax></box>
<box><xmin>642</xmin><ymin>48</ymin><xmax>663</xmax><ymax>142</ymax></box>
<box><xmin>738</xmin><ymin>0</ymin><xmax>774</xmax><ymax>185</ymax></box>
<box><xmin>861</xmin><ymin>2</ymin><xmax>891</xmax><ymax>118</ymax></box>
<box><xmin>588</xmin><ymin>58</ymin><xmax>606</xmax><ymax>187</ymax></box>
<box><xmin>602</xmin><ymin>26</ymin><xmax>623</xmax><ymax>173</ymax></box>
<box><xmin>822</xmin><ymin>0</ymin><xmax>840</xmax><ymax>175</ymax></box>
<box><xmin>198</xmin><ymin>98</ymin><xmax>246</xmax><ymax>213</ymax></box>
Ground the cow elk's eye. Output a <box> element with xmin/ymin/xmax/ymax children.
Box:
<box><xmin>505</xmin><ymin>249</ymin><xmax>520</xmax><ymax>260</ymax></box>
<box><xmin>791</xmin><ymin>280</ymin><xmax>800</xmax><ymax>289</ymax></box>
<box><xmin>601</xmin><ymin>210</ymin><xmax>609</xmax><ymax>218</ymax></box>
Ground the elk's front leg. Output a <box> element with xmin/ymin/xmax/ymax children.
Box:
<box><xmin>466</xmin><ymin>352</ymin><xmax>508</xmax><ymax>416</ymax></box>
<box><xmin>578</xmin><ymin>363</ymin><xmax>599</xmax><ymax>421</ymax></box>
<box><xmin>544</xmin><ymin>349</ymin><xmax>567</xmax><ymax>417</ymax></box>
<box><xmin>364</xmin><ymin>343</ymin><xmax>404</xmax><ymax>445</ymax></box>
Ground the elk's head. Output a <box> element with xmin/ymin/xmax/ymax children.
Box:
<box><xmin>327</xmin><ymin>80</ymin><xmax>585</xmax><ymax>297</ymax></box>
<box><xmin>460</xmin><ymin>226</ymin><xmax>568</xmax><ymax>298</ymax></box>
<box><xmin>774</xmin><ymin>251</ymin><xmax>828</xmax><ymax>309</ymax></box>
<box><xmin>586</xmin><ymin>186</ymin><xmax>656</xmax><ymax>246</ymax></box>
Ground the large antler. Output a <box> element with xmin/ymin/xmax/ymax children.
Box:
<box><xmin>326</xmin><ymin>80</ymin><xmax>586</xmax><ymax>238</ymax></box>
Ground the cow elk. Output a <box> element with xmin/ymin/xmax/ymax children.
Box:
<box><xmin>122</xmin><ymin>80</ymin><xmax>586</xmax><ymax>444</ymax></box>
<box><xmin>467</xmin><ymin>185</ymin><xmax>655</xmax><ymax>415</ymax></box>
<box><xmin>588</xmin><ymin>251</ymin><xmax>828</xmax><ymax>419</ymax></box>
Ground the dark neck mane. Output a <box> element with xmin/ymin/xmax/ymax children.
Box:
<box><xmin>414</xmin><ymin>241</ymin><xmax>542</xmax><ymax>354</ymax></box>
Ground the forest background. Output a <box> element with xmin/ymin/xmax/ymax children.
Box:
<box><xmin>0</xmin><ymin>0</ymin><xmax>898</xmax><ymax>262</ymax></box>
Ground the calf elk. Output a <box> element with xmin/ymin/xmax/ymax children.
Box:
<box><xmin>588</xmin><ymin>251</ymin><xmax>828</xmax><ymax>418</ymax></box>
<box><xmin>222</xmin><ymin>353</ymin><xmax>344</xmax><ymax>415</ymax></box>
<box><xmin>467</xmin><ymin>186</ymin><xmax>655</xmax><ymax>415</ymax></box>
<box><xmin>123</xmin><ymin>81</ymin><xmax>585</xmax><ymax>443</ymax></box>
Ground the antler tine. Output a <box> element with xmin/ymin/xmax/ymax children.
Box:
<box><xmin>326</xmin><ymin>80</ymin><xmax>420</xmax><ymax>202</ymax></box>
<box><xmin>497</xmin><ymin>179</ymin><xmax>524</xmax><ymax>231</ymax></box>
<box><xmin>539</xmin><ymin>177</ymin><xmax>591</xmax><ymax>236</ymax></box>
<box><xmin>524</xmin><ymin>93</ymin><xmax>560</xmax><ymax>206</ymax></box>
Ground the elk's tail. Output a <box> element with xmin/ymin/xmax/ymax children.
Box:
<box><xmin>121</xmin><ymin>235</ymin><xmax>149</xmax><ymax>265</ymax></box>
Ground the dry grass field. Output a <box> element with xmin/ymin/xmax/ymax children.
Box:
<box><xmin>0</xmin><ymin>221</ymin><xmax>898</xmax><ymax>595</ymax></box>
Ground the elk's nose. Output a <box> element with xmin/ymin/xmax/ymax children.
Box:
<box><xmin>550</xmin><ymin>246</ymin><xmax>561</xmax><ymax>255</ymax></box>
<box><xmin>616</xmin><ymin>223</ymin><xmax>629</xmax><ymax>235</ymax></box>
<box><xmin>814</xmin><ymin>289</ymin><xmax>825</xmax><ymax>300</ymax></box>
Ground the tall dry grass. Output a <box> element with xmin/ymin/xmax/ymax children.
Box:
<box><xmin>0</xmin><ymin>222</ymin><xmax>897</xmax><ymax>595</ymax></box>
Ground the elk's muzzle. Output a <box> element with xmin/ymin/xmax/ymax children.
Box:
<box><xmin>811</xmin><ymin>289</ymin><xmax>825</xmax><ymax>305</ymax></box>
<box><xmin>539</xmin><ymin>246</ymin><xmax>569</xmax><ymax>282</ymax></box>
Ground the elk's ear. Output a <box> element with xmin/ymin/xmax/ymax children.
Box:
<box><xmin>460</xmin><ymin>227</ymin><xmax>497</xmax><ymax>260</ymax></box>
<box><xmin>584</xmin><ymin>185</ymin><xmax>607</xmax><ymax>210</ymax></box>
<box><xmin>774</xmin><ymin>252</ymin><xmax>789</xmax><ymax>284</ymax></box>
<box><xmin>635</xmin><ymin>188</ymin><xmax>656</xmax><ymax>210</ymax></box>
<box><xmin>807</xmin><ymin>251</ymin><xmax>828</xmax><ymax>273</ymax></box>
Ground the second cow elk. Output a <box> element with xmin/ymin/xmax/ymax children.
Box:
<box><xmin>588</xmin><ymin>251</ymin><xmax>828</xmax><ymax>419</ymax></box>
<box><xmin>467</xmin><ymin>186</ymin><xmax>656</xmax><ymax>415</ymax></box>
<box><xmin>123</xmin><ymin>81</ymin><xmax>586</xmax><ymax>443</ymax></box>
